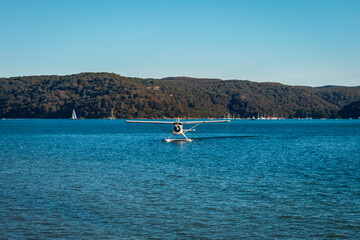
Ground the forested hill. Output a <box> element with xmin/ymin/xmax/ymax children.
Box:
<box><xmin>1</xmin><ymin>72</ymin><xmax>360</xmax><ymax>119</ymax></box>
<box><xmin>338</xmin><ymin>100</ymin><xmax>360</xmax><ymax>119</ymax></box>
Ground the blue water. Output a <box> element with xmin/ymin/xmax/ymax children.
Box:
<box><xmin>1</xmin><ymin>119</ymin><xmax>360</xmax><ymax>239</ymax></box>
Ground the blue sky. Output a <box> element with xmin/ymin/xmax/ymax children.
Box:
<box><xmin>0</xmin><ymin>0</ymin><xmax>359</xmax><ymax>86</ymax></box>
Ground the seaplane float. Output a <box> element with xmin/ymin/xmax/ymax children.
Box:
<box><xmin>126</xmin><ymin>118</ymin><xmax>230</xmax><ymax>142</ymax></box>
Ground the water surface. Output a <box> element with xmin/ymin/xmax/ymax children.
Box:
<box><xmin>1</xmin><ymin>119</ymin><xmax>360</xmax><ymax>239</ymax></box>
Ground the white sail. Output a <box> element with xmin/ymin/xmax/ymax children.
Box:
<box><xmin>109</xmin><ymin>108</ymin><xmax>115</xmax><ymax>120</ymax></box>
<box><xmin>71</xmin><ymin>109</ymin><xmax>77</xmax><ymax>120</ymax></box>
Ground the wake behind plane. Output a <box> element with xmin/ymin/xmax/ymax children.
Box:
<box><xmin>126</xmin><ymin>118</ymin><xmax>230</xmax><ymax>142</ymax></box>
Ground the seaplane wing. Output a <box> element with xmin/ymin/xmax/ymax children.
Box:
<box><xmin>181</xmin><ymin>120</ymin><xmax>230</xmax><ymax>124</ymax></box>
<box><xmin>126</xmin><ymin>119</ymin><xmax>230</xmax><ymax>142</ymax></box>
<box><xmin>125</xmin><ymin>120</ymin><xmax>230</xmax><ymax>124</ymax></box>
<box><xmin>125</xmin><ymin>120</ymin><xmax>176</xmax><ymax>124</ymax></box>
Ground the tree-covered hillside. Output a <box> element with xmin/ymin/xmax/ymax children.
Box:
<box><xmin>338</xmin><ymin>100</ymin><xmax>360</xmax><ymax>119</ymax></box>
<box><xmin>1</xmin><ymin>72</ymin><xmax>360</xmax><ymax>119</ymax></box>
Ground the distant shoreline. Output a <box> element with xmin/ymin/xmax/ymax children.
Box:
<box><xmin>1</xmin><ymin>73</ymin><xmax>360</xmax><ymax>119</ymax></box>
<box><xmin>2</xmin><ymin>118</ymin><xmax>359</xmax><ymax>120</ymax></box>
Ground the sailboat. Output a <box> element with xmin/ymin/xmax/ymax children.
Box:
<box><xmin>71</xmin><ymin>109</ymin><xmax>77</xmax><ymax>120</ymax></box>
<box><xmin>109</xmin><ymin>108</ymin><xmax>115</xmax><ymax>120</ymax></box>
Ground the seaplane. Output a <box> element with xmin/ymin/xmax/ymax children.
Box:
<box><xmin>126</xmin><ymin>118</ymin><xmax>230</xmax><ymax>142</ymax></box>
